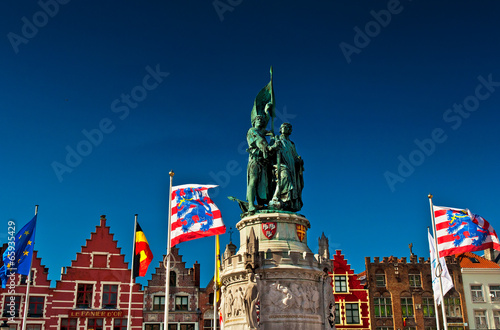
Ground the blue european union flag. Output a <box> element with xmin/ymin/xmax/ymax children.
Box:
<box><xmin>1</xmin><ymin>215</ymin><xmax>37</xmax><ymax>287</ymax></box>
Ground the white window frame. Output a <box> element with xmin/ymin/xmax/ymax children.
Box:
<box><xmin>489</xmin><ymin>285</ymin><xmax>500</xmax><ymax>302</ymax></box>
<box><xmin>471</xmin><ymin>285</ymin><xmax>484</xmax><ymax>302</ymax></box>
<box><xmin>474</xmin><ymin>309</ymin><xmax>488</xmax><ymax>329</ymax></box>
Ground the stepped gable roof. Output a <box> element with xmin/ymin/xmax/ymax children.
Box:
<box><xmin>459</xmin><ymin>251</ymin><xmax>500</xmax><ymax>269</ymax></box>
<box><xmin>333</xmin><ymin>250</ymin><xmax>365</xmax><ymax>290</ymax></box>
<box><xmin>79</xmin><ymin>215</ymin><xmax>123</xmax><ymax>255</ymax></box>
<box><xmin>60</xmin><ymin>215</ymin><xmax>132</xmax><ymax>283</ymax></box>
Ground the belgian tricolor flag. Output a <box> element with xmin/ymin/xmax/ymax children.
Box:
<box><xmin>133</xmin><ymin>221</ymin><xmax>153</xmax><ymax>278</ymax></box>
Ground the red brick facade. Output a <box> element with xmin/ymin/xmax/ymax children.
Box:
<box><xmin>143</xmin><ymin>246</ymin><xmax>213</xmax><ymax>330</ymax></box>
<box><xmin>0</xmin><ymin>250</ymin><xmax>51</xmax><ymax>329</ymax></box>
<box><xmin>365</xmin><ymin>255</ymin><xmax>468</xmax><ymax>330</ymax></box>
<box><xmin>331</xmin><ymin>250</ymin><xmax>370</xmax><ymax>329</ymax></box>
<box><xmin>1</xmin><ymin>215</ymin><xmax>144</xmax><ymax>330</ymax></box>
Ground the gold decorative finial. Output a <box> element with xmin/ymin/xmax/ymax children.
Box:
<box><xmin>169</xmin><ymin>171</ymin><xmax>175</xmax><ymax>177</ymax></box>
<box><xmin>428</xmin><ymin>194</ymin><xmax>433</xmax><ymax>199</ymax></box>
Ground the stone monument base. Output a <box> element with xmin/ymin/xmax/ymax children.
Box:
<box><xmin>220</xmin><ymin>213</ymin><xmax>335</xmax><ymax>330</ymax></box>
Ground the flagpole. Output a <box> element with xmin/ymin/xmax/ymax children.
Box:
<box><xmin>164</xmin><ymin>171</ymin><xmax>174</xmax><ymax>330</ymax></box>
<box><xmin>428</xmin><ymin>194</ymin><xmax>449</xmax><ymax>330</ymax></box>
<box><xmin>428</xmin><ymin>227</ymin><xmax>441</xmax><ymax>330</ymax></box>
<box><xmin>21</xmin><ymin>205</ymin><xmax>37</xmax><ymax>330</ymax></box>
<box><xmin>127</xmin><ymin>215</ymin><xmax>138</xmax><ymax>330</ymax></box>
<box><xmin>213</xmin><ymin>236</ymin><xmax>218</xmax><ymax>330</ymax></box>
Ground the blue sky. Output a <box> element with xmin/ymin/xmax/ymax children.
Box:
<box><xmin>2</xmin><ymin>1</ymin><xmax>500</xmax><ymax>288</ymax></box>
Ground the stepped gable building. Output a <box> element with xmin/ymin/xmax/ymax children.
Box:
<box><xmin>1</xmin><ymin>215</ymin><xmax>144</xmax><ymax>330</ymax></box>
<box><xmin>143</xmin><ymin>246</ymin><xmax>209</xmax><ymax>330</ymax></box>
<box><xmin>459</xmin><ymin>251</ymin><xmax>500</xmax><ymax>329</ymax></box>
<box><xmin>49</xmin><ymin>215</ymin><xmax>144</xmax><ymax>329</ymax></box>
<box><xmin>0</xmin><ymin>248</ymin><xmax>52</xmax><ymax>329</ymax></box>
<box><xmin>365</xmin><ymin>254</ymin><xmax>468</xmax><ymax>330</ymax></box>
<box><xmin>331</xmin><ymin>250</ymin><xmax>370</xmax><ymax>329</ymax></box>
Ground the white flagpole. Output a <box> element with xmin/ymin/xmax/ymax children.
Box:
<box><xmin>164</xmin><ymin>171</ymin><xmax>174</xmax><ymax>330</ymax></box>
<box><xmin>127</xmin><ymin>215</ymin><xmax>138</xmax><ymax>330</ymax></box>
<box><xmin>21</xmin><ymin>205</ymin><xmax>38</xmax><ymax>330</ymax></box>
<box><xmin>213</xmin><ymin>236</ymin><xmax>217</xmax><ymax>330</ymax></box>
<box><xmin>428</xmin><ymin>194</ymin><xmax>449</xmax><ymax>330</ymax></box>
<box><xmin>428</xmin><ymin>227</ymin><xmax>441</xmax><ymax>330</ymax></box>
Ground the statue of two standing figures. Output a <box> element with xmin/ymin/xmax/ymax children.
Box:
<box><xmin>245</xmin><ymin>68</ymin><xmax>304</xmax><ymax>213</ymax></box>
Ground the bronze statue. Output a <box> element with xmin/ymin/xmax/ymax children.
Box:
<box><xmin>269</xmin><ymin>123</ymin><xmax>304</xmax><ymax>211</ymax></box>
<box><xmin>246</xmin><ymin>114</ymin><xmax>273</xmax><ymax>212</ymax></box>
<box><xmin>233</xmin><ymin>68</ymin><xmax>305</xmax><ymax>215</ymax></box>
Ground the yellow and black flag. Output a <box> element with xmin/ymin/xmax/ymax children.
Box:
<box><xmin>133</xmin><ymin>221</ymin><xmax>153</xmax><ymax>278</ymax></box>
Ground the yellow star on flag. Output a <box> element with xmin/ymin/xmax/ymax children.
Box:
<box><xmin>27</xmin><ymin>240</ymin><xmax>32</xmax><ymax>245</ymax></box>
<box><xmin>23</xmin><ymin>250</ymin><xmax>29</xmax><ymax>256</ymax></box>
<box><xmin>24</xmin><ymin>230</ymin><xmax>30</xmax><ymax>235</ymax></box>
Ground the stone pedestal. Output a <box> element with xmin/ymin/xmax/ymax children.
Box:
<box><xmin>220</xmin><ymin>213</ymin><xmax>335</xmax><ymax>330</ymax></box>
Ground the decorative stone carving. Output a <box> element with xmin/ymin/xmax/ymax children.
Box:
<box><xmin>323</xmin><ymin>274</ymin><xmax>335</xmax><ymax>329</ymax></box>
<box><xmin>244</xmin><ymin>273</ymin><xmax>260</xmax><ymax>329</ymax></box>
<box><xmin>245</xmin><ymin>228</ymin><xmax>260</xmax><ymax>271</ymax></box>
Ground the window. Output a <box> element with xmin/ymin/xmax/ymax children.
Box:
<box><xmin>145</xmin><ymin>325</ymin><xmax>161</xmax><ymax>330</ymax></box>
<box><xmin>490</xmin><ymin>285</ymin><xmax>500</xmax><ymax>302</ymax></box>
<box><xmin>334</xmin><ymin>275</ymin><xmax>347</xmax><ymax>292</ymax></box>
<box><xmin>179</xmin><ymin>325</ymin><xmax>195</xmax><ymax>330</ymax></box>
<box><xmin>208</xmin><ymin>293</ymin><xmax>214</xmax><ymax>305</ymax></box>
<box><xmin>422</xmin><ymin>297</ymin><xmax>435</xmax><ymax>317</ymax></box>
<box><xmin>3</xmin><ymin>296</ymin><xmax>20</xmax><ymax>317</ymax></box>
<box><xmin>203</xmin><ymin>319</ymin><xmax>217</xmax><ymax>330</ymax></box>
<box><xmin>113</xmin><ymin>319</ymin><xmax>127</xmax><ymax>330</ymax></box>
<box><xmin>168</xmin><ymin>325</ymin><xmax>177</xmax><ymax>330</ymax></box>
<box><xmin>335</xmin><ymin>303</ymin><xmax>340</xmax><ymax>324</ymax></box>
<box><xmin>102</xmin><ymin>284</ymin><xmax>118</xmax><ymax>308</ymax></box>
<box><xmin>471</xmin><ymin>285</ymin><xmax>484</xmax><ymax>302</ymax></box>
<box><xmin>61</xmin><ymin>318</ymin><xmax>77</xmax><ymax>330</ymax></box>
<box><xmin>175</xmin><ymin>296</ymin><xmax>188</xmax><ymax>311</ymax></box>
<box><xmin>28</xmin><ymin>296</ymin><xmax>44</xmax><ymax>317</ymax></box>
<box><xmin>77</xmin><ymin>283</ymin><xmax>93</xmax><ymax>308</ymax></box>
<box><xmin>375</xmin><ymin>273</ymin><xmax>386</xmax><ymax>287</ymax></box>
<box><xmin>444</xmin><ymin>297</ymin><xmax>462</xmax><ymax>317</ymax></box>
<box><xmin>345</xmin><ymin>303</ymin><xmax>359</xmax><ymax>324</ymax></box>
<box><xmin>20</xmin><ymin>271</ymin><xmax>34</xmax><ymax>285</ymax></box>
<box><xmin>448</xmin><ymin>327</ymin><xmax>464</xmax><ymax>330</ymax></box>
<box><xmin>170</xmin><ymin>271</ymin><xmax>177</xmax><ymax>287</ymax></box>
<box><xmin>409</xmin><ymin>273</ymin><xmax>421</xmax><ymax>287</ymax></box>
<box><xmin>474</xmin><ymin>310</ymin><xmax>487</xmax><ymax>329</ymax></box>
<box><xmin>153</xmin><ymin>296</ymin><xmax>165</xmax><ymax>310</ymax></box>
<box><xmin>493</xmin><ymin>310</ymin><xmax>500</xmax><ymax>328</ymax></box>
<box><xmin>376</xmin><ymin>327</ymin><xmax>393</xmax><ymax>330</ymax></box>
<box><xmin>425</xmin><ymin>327</ymin><xmax>437</xmax><ymax>330</ymax></box>
<box><xmin>401</xmin><ymin>297</ymin><xmax>414</xmax><ymax>317</ymax></box>
<box><xmin>374</xmin><ymin>297</ymin><xmax>392</xmax><ymax>317</ymax></box>
<box><xmin>88</xmin><ymin>319</ymin><xmax>103</xmax><ymax>330</ymax></box>
<box><xmin>25</xmin><ymin>326</ymin><xmax>41</xmax><ymax>330</ymax></box>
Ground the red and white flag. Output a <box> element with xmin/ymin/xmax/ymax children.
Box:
<box><xmin>170</xmin><ymin>184</ymin><xmax>225</xmax><ymax>246</ymax></box>
<box><xmin>433</xmin><ymin>205</ymin><xmax>500</xmax><ymax>257</ymax></box>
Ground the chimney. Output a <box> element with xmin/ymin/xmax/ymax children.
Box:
<box><xmin>100</xmin><ymin>215</ymin><xmax>106</xmax><ymax>226</ymax></box>
<box><xmin>193</xmin><ymin>261</ymin><xmax>200</xmax><ymax>287</ymax></box>
<box><xmin>484</xmin><ymin>248</ymin><xmax>500</xmax><ymax>263</ymax></box>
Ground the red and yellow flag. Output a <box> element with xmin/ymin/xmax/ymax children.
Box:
<box><xmin>133</xmin><ymin>221</ymin><xmax>153</xmax><ymax>278</ymax></box>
